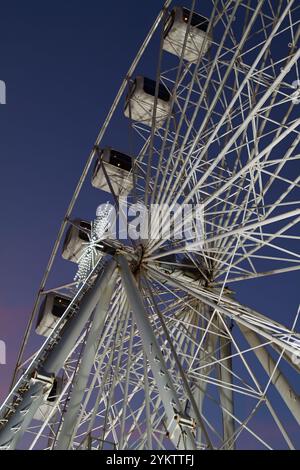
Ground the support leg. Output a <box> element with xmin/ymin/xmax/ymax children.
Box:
<box><xmin>117</xmin><ymin>254</ymin><xmax>196</xmax><ymax>450</ymax></box>
<box><xmin>0</xmin><ymin>259</ymin><xmax>117</xmax><ymax>449</ymax></box>
<box><xmin>56</xmin><ymin>269</ymin><xmax>118</xmax><ymax>449</ymax></box>
<box><xmin>218</xmin><ymin>334</ymin><xmax>235</xmax><ymax>449</ymax></box>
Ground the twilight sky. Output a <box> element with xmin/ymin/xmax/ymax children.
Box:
<box><xmin>0</xmin><ymin>0</ymin><xmax>299</xmax><ymax>449</ymax></box>
<box><xmin>0</xmin><ymin>0</ymin><xmax>168</xmax><ymax>396</ymax></box>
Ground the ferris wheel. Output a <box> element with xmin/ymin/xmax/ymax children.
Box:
<box><xmin>0</xmin><ymin>0</ymin><xmax>300</xmax><ymax>450</ymax></box>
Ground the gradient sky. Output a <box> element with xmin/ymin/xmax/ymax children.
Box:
<box><xmin>0</xmin><ymin>0</ymin><xmax>168</xmax><ymax>394</ymax></box>
<box><xmin>0</xmin><ymin>0</ymin><xmax>299</xmax><ymax>449</ymax></box>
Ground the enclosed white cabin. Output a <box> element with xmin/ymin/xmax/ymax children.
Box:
<box><xmin>35</xmin><ymin>292</ymin><xmax>71</xmax><ymax>337</ymax></box>
<box><xmin>91</xmin><ymin>147</ymin><xmax>133</xmax><ymax>196</ymax></box>
<box><xmin>34</xmin><ymin>378</ymin><xmax>62</xmax><ymax>422</ymax></box>
<box><xmin>62</xmin><ymin>219</ymin><xmax>115</xmax><ymax>264</ymax></box>
<box><xmin>163</xmin><ymin>6</ymin><xmax>212</xmax><ymax>63</ymax></box>
<box><xmin>124</xmin><ymin>76</ymin><xmax>171</xmax><ymax>128</ymax></box>
<box><xmin>62</xmin><ymin>219</ymin><xmax>91</xmax><ymax>263</ymax></box>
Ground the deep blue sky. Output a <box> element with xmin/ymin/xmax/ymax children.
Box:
<box><xmin>0</xmin><ymin>1</ymin><xmax>299</xmax><ymax>449</ymax></box>
<box><xmin>0</xmin><ymin>0</ymin><xmax>169</xmax><ymax>395</ymax></box>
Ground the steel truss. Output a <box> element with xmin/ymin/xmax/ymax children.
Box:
<box><xmin>0</xmin><ymin>0</ymin><xmax>300</xmax><ymax>450</ymax></box>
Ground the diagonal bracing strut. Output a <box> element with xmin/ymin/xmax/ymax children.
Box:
<box><xmin>118</xmin><ymin>254</ymin><xmax>204</xmax><ymax>450</ymax></box>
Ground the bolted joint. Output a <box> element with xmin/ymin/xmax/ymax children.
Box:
<box><xmin>174</xmin><ymin>413</ymin><xmax>197</xmax><ymax>430</ymax></box>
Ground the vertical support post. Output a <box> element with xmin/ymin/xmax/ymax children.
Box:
<box><xmin>117</xmin><ymin>254</ymin><xmax>196</xmax><ymax>450</ymax></box>
<box><xmin>194</xmin><ymin>325</ymin><xmax>217</xmax><ymax>448</ymax></box>
<box><xmin>218</xmin><ymin>334</ymin><xmax>235</xmax><ymax>449</ymax></box>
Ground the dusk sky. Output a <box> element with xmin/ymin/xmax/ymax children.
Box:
<box><xmin>0</xmin><ymin>1</ymin><xmax>299</xmax><ymax>450</ymax></box>
<box><xmin>0</xmin><ymin>0</ymin><xmax>169</xmax><ymax>398</ymax></box>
